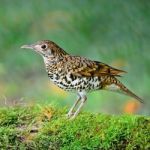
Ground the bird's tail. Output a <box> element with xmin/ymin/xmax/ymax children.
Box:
<box><xmin>103</xmin><ymin>77</ymin><xmax>144</xmax><ymax>103</ymax></box>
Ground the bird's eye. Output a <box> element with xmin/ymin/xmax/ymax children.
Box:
<box><xmin>41</xmin><ymin>44</ymin><xmax>47</xmax><ymax>49</ymax></box>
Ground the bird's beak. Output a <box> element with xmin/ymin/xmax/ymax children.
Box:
<box><xmin>21</xmin><ymin>44</ymin><xmax>35</xmax><ymax>49</ymax></box>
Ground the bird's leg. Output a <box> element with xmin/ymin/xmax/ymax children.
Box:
<box><xmin>70</xmin><ymin>96</ymin><xmax>87</xmax><ymax>120</ymax></box>
<box><xmin>67</xmin><ymin>96</ymin><xmax>81</xmax><ymax>118</ymax></box>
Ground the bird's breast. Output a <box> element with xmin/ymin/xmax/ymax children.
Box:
<box><xmin>48</xmin><ymin>71</ymin><xmax>102</xmax><ymax>92</ymax></box>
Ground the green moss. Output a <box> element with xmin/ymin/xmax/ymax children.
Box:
<box><xmin>0</xmin><ymin>106</ymin><xmax>149</xmax><ymax>149</ymax></box>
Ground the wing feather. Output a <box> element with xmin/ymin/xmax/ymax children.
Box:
<box><xmin>64</xmin><ymin>56</ymin><xmax>126</xmax><ymax>77</ymax></box>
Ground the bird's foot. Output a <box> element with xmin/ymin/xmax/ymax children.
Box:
<box><xmin>66</xmin><ymin>111</ymin><xmax>74</xmax><ymax>119</ymax></box>
<box><xmin>69</xmin><ymin>115</ymin><xmax>76</xmax><ymax>120</ymax></box>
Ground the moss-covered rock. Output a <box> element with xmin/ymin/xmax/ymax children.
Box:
<box><xmin>0</xmin><ymin>106</ymin><xmax>149</xmax><ymax>149</ymax></box>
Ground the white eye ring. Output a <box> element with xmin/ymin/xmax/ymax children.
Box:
<box><xmin>41</xmin><ymin>44</ymin><xmax>47</xmax><ymax>49</ymax></box>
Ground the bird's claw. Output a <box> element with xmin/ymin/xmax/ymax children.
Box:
<box><xmin>66</xmin><ymin>112</ymin><xmax>74</xmax><ymax>119</ymax></box>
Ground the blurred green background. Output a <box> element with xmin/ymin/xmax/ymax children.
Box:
<box><xmin>0</xmin><ymin>0</ymin><xmax>149</xmax><ymax>115</ymax></box>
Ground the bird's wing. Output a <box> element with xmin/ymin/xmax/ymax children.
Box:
<box><xmin>64</xmin><ymin>56</ymin><xmax>126</xmax><ymax>77</ymax></box>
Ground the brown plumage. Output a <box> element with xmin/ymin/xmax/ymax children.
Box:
<box><xmin>21</xmin><ymin>40</ymin><xmax>144</xmax><ymax>119</ymax></box>
<box><xmin>63</xmin><ymin>57</ymin><xmax>126</xmax><ymax>77</ymax></box>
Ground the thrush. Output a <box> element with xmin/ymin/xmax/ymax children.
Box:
<box><xmin>21</xmin><ymin>40</ymin><xmax>144</xmax><ymax>119</ymax></box>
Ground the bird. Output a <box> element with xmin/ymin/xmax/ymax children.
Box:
<box><xmin>21</xmin><ymin>40</ymin><xmax>144</xmax><ymax>119</ymax></box>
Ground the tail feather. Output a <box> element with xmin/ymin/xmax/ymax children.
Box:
<box><xmin>119</xmin><ymin>85</ymin><xmax>144</xmax><ymax>103</ymax></box>
<box><xmin>103</xmin><ymin>77</ymin><xmax>144</xmax><ymax>103</ymax></box>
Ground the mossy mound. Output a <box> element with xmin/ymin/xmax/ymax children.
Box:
<box><xmin>0</xmin><ymin>106</ymin><xmax>149</xmax><ymax>149</ymax></box>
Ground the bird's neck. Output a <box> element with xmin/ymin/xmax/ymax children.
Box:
<box><xmin>43</xmin><ymin>56</ymin><xmax>63</xmax><ymax>72</ymax></box>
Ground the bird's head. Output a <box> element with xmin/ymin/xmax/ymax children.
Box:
<box><xmin>21</xmin><ymin>40</ymin><xmax>68</xmax><ymax>61</ymax></box>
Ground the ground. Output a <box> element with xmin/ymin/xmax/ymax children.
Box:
<box><xmin>0</xmin><ymin>105</ymin><xmax>149</xmax><ymax>149</ymax></box>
